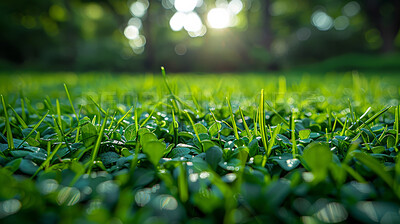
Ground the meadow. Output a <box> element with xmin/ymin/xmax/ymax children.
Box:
<box><xmin>0</xmin><ymin>70</ymin><xmax>400</xmax><ymax>224</ymax></box>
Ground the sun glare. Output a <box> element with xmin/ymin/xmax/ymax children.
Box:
<box><xmin>207</xmin><ymin>8</ymin><xmax>232</xmax><ymax>29</ymax></box>
<box><xmin>174</xmin><ymin>0</ymin><xmax>198</xmax><ymax>12</ymax></box>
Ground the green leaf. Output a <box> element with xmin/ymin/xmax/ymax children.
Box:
<box><xmin>19</xmin><ymin>159</ymin><xmax>39</xmax><ymax>175</ymax></box>
<box><xmin>302</xmin><ymin>142</ymin><xmax>332</xmax><ymax>177</ymax></box>
<box><xmin>5</xmin><ymin>158</ymin><xmax>22</xmax><ymax>173</ymax></box>
<box><xmin>124</xmin><ymin>124</ymin><xmax>137</xmax><ymax>141</ymax></box>
<box><xmin>271</xmin><ymin>153</ymin><xmax>300</xmax><ymax>171</ymax></box>
<box><xmin>140</xmin><ymin>132</ymin><xmax>158</xmax><ymax>145</ymax></box>
<box><xmin>80</xmin><ymin>117</ymin><xmax>98</xmax><ymax>147</ymax></box>
<box><xmin>194</xmin><ymin>123</ymin><xmax>208</xmax><ymax>134</ymax></box>
<box><xmin>299</xmin><ymin>129</ymin><xmax>311</xmax><ymax>140</ymax></box>
<box><xmin>142</xmin><ymin>140</ymin><xmax>166</xmax><ymax>166</ymax></box>
<box><xmin>206</xmin><ymin>146</ymin><xmax>223</xmax><ymax>170</ymax></box>
<box><xmin>169</xmin><ymin>147</ymin><xmax>191</xmax><ymax>158</ymax></box>
<box><xmin>371</xmin><ymin>146</ymin><xmax>385</xmax><ymax>154</ymax></box>
<box><xmin>202</xmin><ymin>140</ymin><xmax>216</xmax><ymax>152</ymax></box>
<box><xmin>387</xmin><ymin>135</ymin><xmax>396</xmax><ymax>148</ymax></box>
<box><xmin>248</xmin><ymin>138</ymin><xmax>259</xmax><ymax>157</ymax></box>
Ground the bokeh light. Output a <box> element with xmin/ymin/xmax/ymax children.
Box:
<box><xmin>343</xmin><ymin>1</ymin><xmax>360</xmax><ymax>17</ymax></box>
<box><xmin>156</xmin><ymin>195</ymin><xmax>178</xmax><ymax>210</ymax></box>
<box><xmin>0</xmin><ymin>199</ymin><xmax>21</xmax><ymax>218</ymax></box>
<box><xmin>57</xmin><ymin>187</ymin><xmax>81</xmax><ymax>206</ymax></box>
<box><xmin>334</xmin><ymin>16</ymin><xmax>350</xmax><ymax>31</ymax></box>
<box><xmin>174</xmin><ymin>0</ymin><xmax>198</xmax><ymax>13</ymax></box>
<box><xmin>312</xmin><ymin>10</ymin><xmax>333</xmax><ymax>31</ymax></box>
<box><xmin>315</xmin><ymin>202</ymin><xmax>348</xmax><ymax>223</ymax></box>
<box><xmin>207</xmin><ymin>8</ymin><xmax>233</xmax><ymax>29</ymax></box>
<box><xmin>124</xmin><ymin>25</ymin><xmax>139</xmax><ymax>40</ymax></box>
<box><xmin>170</xmin><ymin>11</ymin><xmax>205</xmax><ymax>37</ymax></box>
<box><xmin>228</xmin><ymin>0</ymin><xmax>243</xmax><ymax>14</ymax></box>
<box><xmin>184</xmin><ymin>12</ymin><xmax>203</xmax><ymax>32</ymax></box>
<box><xmin>130</xmin><ymin>0</ymin><xmax>149</xmax><ymax>18</ymax></box>
<box><xmin>135</xmin><ymin>189</ymin><xmax>151</xmax><ymax>207</ymax></box>
<box><xmin>128</xmin><ymin>17</ymin><xmax>142</xmax><ymax>29</ymax></box>
<box><xmin>296</xmin><ymin>27</ymin><xmax>311</xmax><ymax>41</ymax></box>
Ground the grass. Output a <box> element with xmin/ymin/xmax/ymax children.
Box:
<box><xmin>0</xmin><ymin>70</ymin><xmax>400</xmax><ymax>223</ymax></box>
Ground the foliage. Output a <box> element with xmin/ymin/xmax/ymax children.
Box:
<box><xmin>0</xmin><ymin>71</ymin><xmax>400</xmax><ymax>223</ymax></box>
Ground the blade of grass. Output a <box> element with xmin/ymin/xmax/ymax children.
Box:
<box><xmin>21</xmin><ymin>98</ymin><xmax>26</xmax><ymax>122</ymax></box>
<box><xmin>356</xmin><ymin>106</ymin><xmax>391</xmax><ymax>131</ymax></box>
<box><xmin>1</xmin><ymin>95</ymin><xmax>14</xmax><ymax>150</ymax></box>
<box><xmin>395</xmin><ymin>105</ymin><xmax>399</xmax><ymax>152</ymax></box>
<box><xmin>56</xmin><ymin>99</ymin><xmax>62</xmax><ymax>130</ymax></box>
<box><xmin>253</xmin><ymin>109</ymin><xmax>258</xmax><ymax>136</ymax></box>
<box><xmin>227</xmin><ymin>97</ymin><xmax>239</xmax><ymax>140</ymax></box>
<box><xmin>340</xmin><ymin>118</ymin><xmax>348</xmax><ymax>136</ymax></box>
<box><xmin>178</xmin><ymin>163</ymin><xmax>189</xmax><ymax>202</ymax></box>
<box><xmin>172</xmin><ymin>109</ymin><xmax>179</xmax><ymax>146</ymax></box>
<box><xmin>266</xmin><ymin>102</ymin><xmax>289</xmax><ymax>126</ymax></box>
<box><xmin>184</xmin><ymin>110</ymin><xmax>202</xmax><ymax>152</ymax></box>
<box><xmin>140</xmin><ymin>102</ymin><xmax>161</xmax><ymax>127</ymax></box>
<box><xmin>89</xmin><ymin>96</ymin><xmax>107</xmax><ymax>115</ymax></box>
<box><xmin>260</xmin><ymin>90</ymin><xmax>269</xmax><ymax>167</ymax></box>
<box><xmin>354</xmin><ymin>152</ymin><xmax>394</xmax><ymax>187</ymax></box>
<box><xmin>31</xmin><ymin>143</ymin><xmax>62</xmax><ymax>178</ymax></box>
<box><xmin>64</xmin><ymin>84</ymin><xmax>78</xmax><ymax>119</ymax></box>
<box><xmin>87</xmin><ymin>109</ymin><xmax>109</xmax><ymax>174</ymax></box>
<box><xmin>9</xmin><ymin>105</ymin><xmax>28</xmax><ymax>129</ymax></box>
<box><xmin>239</xmin><ymin>107</ymin><xmax>252</xmax><ymax>140</ymax></box>
<box><xmin>16</xmin><ymin>110</ymin><xmax>50</xmax><ymax>149</ymax></box>
<box><xmin>267</xmin><ymin>124</ymin><xmax>281</xmax><ymax>157</ymax></box>
<box><xmin>291</xmin><ymin>110</ymin><xmax>297</xmax><ymax>156</ymax></box>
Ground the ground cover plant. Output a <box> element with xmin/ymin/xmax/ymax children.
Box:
<box><xmin>0</xmin><ymin>70</ymin><xmax>400</xmax><ymax>224</ymax></box>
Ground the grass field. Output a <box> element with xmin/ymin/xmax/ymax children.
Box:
<box><xmin>1</xmin><ymin>70</ymin><xmax>400</xmax><ymax>223</ymax></box>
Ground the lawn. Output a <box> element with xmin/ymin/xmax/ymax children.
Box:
<box><xmin>0</xmin><ymin>70</ymin><xmax>400</xmax><ymax>223</ymax></box>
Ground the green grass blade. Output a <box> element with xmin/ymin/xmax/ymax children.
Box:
<box><xmin>16</xmin><ymin>110</ymin><xmax>50</xmax><ymax>149</ymax></box>
<box><xmin>239</xmin><ymin>107</ymin><xmax>252</xmax><ymax>140</ymax></box>
<box><xmin>291</xmin><ymin>110</ymin><xmax>297</xmax><ymax>156</ymax></box>
<box><xmin>178</xmin><ymin>163</ymin><xmax>189</xmax><ymax>202</ymax></box>
<box><xmin>89</xmin><ymin>96</ymin><xmax>107</xmax><ymax>115</ymax></box>
<box><xmin>87</xmin><ymin>110</ymin><xmax>109</xmax><ymax>174</ymax></box>
<box><xmin>32</xmin><ymin>143</ymin><xmax>62</xmax><ymax>178</ymax></box>
<box><xmin>56</xmin><ymin>99</ymin><xmax>62</xmax><ymax>130</ymax></box>
<box><xmin>64</xmin><ymin>84</ymin><xmax>78</xmax><ymax>120</ymax></box>
<box><xmin>2</xmin><ymin>95</ymin><xmax>14</xmax><ymax>150</ymax></box>
<box><xmin>356</xmin><ymin>106</ymin><xmax>391</xmax><ymax>131</ymax></box>
<box><xmin>260</xmin><ymin>90</ymin><xmax>269</xmax><ymax>167</ymax></box>
<box><xmin>184</xmin><ymin>110</ymin><xmax>202</xmax><ymax>151</ymax></box>
<box><xmin>21</xmin><ymin>98</ymin><xmax>26</xmax><ymax>122</ymax></box>
<box><xmin>227</xmin><ymin>97</ymin><xmax>239</xmax><ymax>140</ymax></box>
<box><xmin>266</xmin><ymin>102</ymin><xmax>289</xmax><ymax>126</ymax></box>
<box><xmin>9</xmin><ymin>105</ymin><xmax>28</xmax><ymax>129</ymax></box>
<box><xmin>267</xmin><ymin>124</ymin><xmax>281</xmax><ymax>157</ymax></box>
<box><xmin>395</xmin><ymin>105</ymin><xmax>399</xmax><ymax>152</ymax></box>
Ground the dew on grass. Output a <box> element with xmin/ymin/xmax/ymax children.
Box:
<box><xmin>199</xmin><ymin>171</ymin><xmax>210</xmax><ymax>179</ymax></box>
<box><xmin>286</xmin><ymin>159</ymin><xmax>299</xmax><ymax>168</ymax></box>
<box><xmin>189</xmin><ymin>173</ymin><xmax>199</xmax><ymax>182</ymax></box>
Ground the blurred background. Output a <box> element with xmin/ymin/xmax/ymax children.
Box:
<box><xmin>0</xmin><ymin>0</ymin><xmax>399</xmax><ymax>72</ymax></box>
